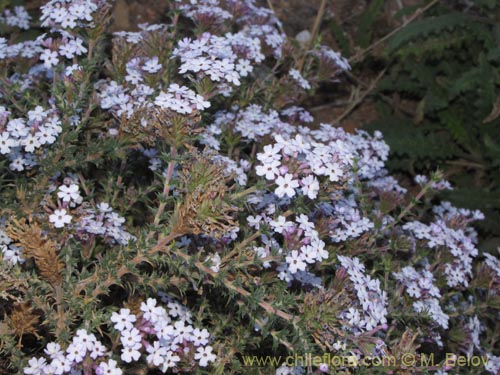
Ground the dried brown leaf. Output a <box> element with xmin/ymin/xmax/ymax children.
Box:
<box><xmin>6</xmin><ymin>219</ymin><xmax>63</xmax><ymax>286</ymax></box>
<box><xmin>9</xmin><ymin>302</ymin><xmax>41</xmax><ymax>345</ymax></box>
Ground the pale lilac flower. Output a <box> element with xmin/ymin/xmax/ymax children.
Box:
<box><xmin>40</xmin><ymin>49</ymin><xmax>59</xmax><ymax>69</ymax></box>
<box><xmin>49</xmin><ymin>209</ymin><xmax>72</xmax><ymax>228</ymax></box>
<box><xmin>23</xmin><ymin>357</ymin><xmax>46</xmax><ymax>375</ymax></box>
<box><xmin>194</xmin><ymin>346</ymin><xmax>216</xmax><ymax>367</ymax></box>
<box><xmin>275</xmin><ymin>174</ymin><xmax>299</xmax><ymax>198</ymax></box>
<box><xmin>146</xmin><ymin>341</ymin><xmax>167</xmax><ymax>367</ymax></box>
<box><xmin>121</xmin><ymin>343</ymin><xmax>141</xmax><ymax>363</ymax></box>
<box><xmin>96</xmin><ymin>359</ymin><xmax>122</xmax><ymax>375</ymax></box>
<box><xmin>110</xmin><ymin>308</ymin><xmax>137</xmax><ymax>332</ymax></box>
<box><xmin>286</xmin><ymin>250</ymin><xmax>307</xmax><ymax>274</ymax></box>
<box><xmin>142</xmin><ymin>56</ymin><xmax>162</xmax><ymax>73</ymax></box>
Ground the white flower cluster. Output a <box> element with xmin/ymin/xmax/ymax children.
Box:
<box><xmin>47</xmin><ymin>180</ymin><xmax>82</xmax><ymax>228</ymax></box>
<box><xmin>349</xmin><ymin>129</ymin><xmax>390</xmax><ymax>179</ymax></box>
<box><xmin>275</xmin><ymin>364</ymin><xmax>305</xmax><ymax>375</ymax></box>
<box><xmin>485</xmin><ymin>353</ymin><xmax>500</xmax><ymax>374</ymax></box>
<box><xmin>24</xmin><ymin>329</ymin><xmax>110</xmax><ymax>375</ymax></box>
<box><xmin>40</xmin><ymin>0</ymin><xmax>99</xmax><ymax>29</ymax></box>
<box><xmin>123</xmin><ymin>56</ymin><xmax>162</xmax><ymax>85</ymax></box>
<box><xmin>113</xmin><ymin>23</ymin><xmax>166</xmax><ymax>44</ymax></box>
<box><xmin>172</xmin><ymin>31</ymin><xmax>264</xmax><ymax>86</ymax></box>
<box><xmin>97</xmin><ymin>40</ymin><xmax>211</xmax><ymax>119</ymax></box>
<box><xmin>414</xmin><ymin>174</ymin><xmax>453</xmax><ymax>191</ymax></box>
<box><xmin>337</xmin><ymin>256</ymin><xmax>388</xmax><ymax>332</ymax></box>
<box><xmin>201</xmin><ymin>121</ymin><xmax>389</xmax><ymax>287</ymax></box>
<box><xmin>39</xmin><ymin>31</ymin><xmax>88</xmax><ymax>69</ymax></box>
<box><xmin>1</xmin><ymin>15</ymin><xmax>87</xmax><ymax>78</ymax></box>
<box><xmin>403</xmin><ymin>202</ymin><xmax>483</xmax><ymax>288</ymax></box>
<box><xmin>255</xmin><ymin>133</ymin><xmax>346</xmax><ymax>199</ymax></box>
<box><xmin>393</xmin><ymin>266</ymin><xmax>449</xmax><ymax>329</ymax></box>
<box><xmin>253</xmin><ymin>127</ymin><xmax>389</xmax><ymax>202</ymax></box>
<box><xmin>111</xmin><ymin>296</ymin><xmax>216</xmax><ymax>371</ymax></box>
<box><xmin>45</xmin><ymin>178</ymin><xmax>134</xmax><ymax>244</ymax></box>
<box><xmin>0</xmin><ymin>105</ymin><xmax>62</xmax><ymax>171</ymax></box>
<box><xmin>23</xmin><ymin>297</ymin><xmax>215</xmax><ymax>374</ymax></box>
<box><xmin>249</xmin><ymin>213</ymin><xmax>327</xmax><ymax>283</ymax></box>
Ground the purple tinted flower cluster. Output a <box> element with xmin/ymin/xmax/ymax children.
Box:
<box><xmin>275</xmin><ymin>364</ymin><xmax>305</xmax><ymax>375</ymax></box>
<box><xmin>248</xmin><ymin>213</ymin><xmax>327</xmax><ymax>285</ymax></box>
<box><xmin>337</xmin><ymin>255</ymin><xmax>388</xmax><ymax>332</ymax></box>
<box><xmin>201</xmin><ymin>105</ymin><xmax>292</xmax><ymax>150</ymax></box>
<box><xmin>209</xmin><ymin>121</ymin><xmax>391</xmax><ymax>287</ymax></box>
<box><xmin>211</xmin><ymin>154</ymin><xmax>250</xmax><ymax>186</ymax></box>
<box><xmin>175</xmin><ymin>0</ymin><xmax>233</xmax><ymax>24</ymax></box>
<box><xmin>289</xmin><ymin>69</ymin><xmax>311</xmax><ymax>90</ymax></box>
<box><xmin>98</xmin><ymin>34</ymin><xmax>216</xmax><ymax>120</ymax></box>
<box><xmin>403</xmin><ymin>202</ymin><xmax>483</xmax><ymax>288</ymax></box>
<box><xmin>76</xmin><ymin>202</ymin><xmax>135</xmax><ymax>245</ymax></box>
<box><xmin>0</xmin><ymin>14</ymin><xmax>87</xmax><ymax>81</ymax></box>
<box><xmin>368</xmin><ymin>175</ymin><xmax>407</xmax><ymax>195</ymax></box>
<box><xmin>97</xmin><ymin>79</ymin><xmax>155</xmax><ymax>120</ymax></box>
<box><xmin>1</xmin><ymin>6</ymin><xmax>31</xmax><ymax>30</ymax></box>
<box><xmin>280</xmin><ymin>106</ymin><xmax>314</xmax><ymax>124</ymax></box>
<box><xmin>325</xmin><ymin>197</ymin><xmax>374</xmax><ymax>242</ymax></box>
<box><xmin>255</xmin><ymin>132</ymin><xmax>350</xmax><ymax>198</ymax></box>
<box><xmin>176</xmin><ymin>0</ymin><xmax>286</xmax><ymax>58</ymax></box>
<box><xmin>313</xmin><ymin>45</ymin><xmax>351</xmax><ymax>73</ymax></box>
<box><xmin>485</xmin><ymin>354</ymin><xmax>500</xmax><ymax>374</ymax></box>
<box><xmin>155</xmin><ymin>84</ymin><xmax>211</xmax><ymax>115</ymax></box>
<box><xmin>43</xmin><ymin>178</ymin><xmax>134</xmax><ymax>244</ymax></box>
<box><xmin>0</xmin><ymin>226</ymin><xmax>24</xmax><ymax>265</ymax></box>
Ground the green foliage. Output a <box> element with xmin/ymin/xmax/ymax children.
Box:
<box><xmin>365</xmin><ymin>1</ymin><xmax>500</xmax><ymax>246</ymax></box>
<box><xmin>356</xmin><ymin>0</ymin><xmax>385</xmax><ymax>48</ymax></box>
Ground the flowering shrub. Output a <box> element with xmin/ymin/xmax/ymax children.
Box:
<box><xmin>0</xmin><ymin>1</ymin><xmax>498</xmax><ymax>374</ymax></box>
